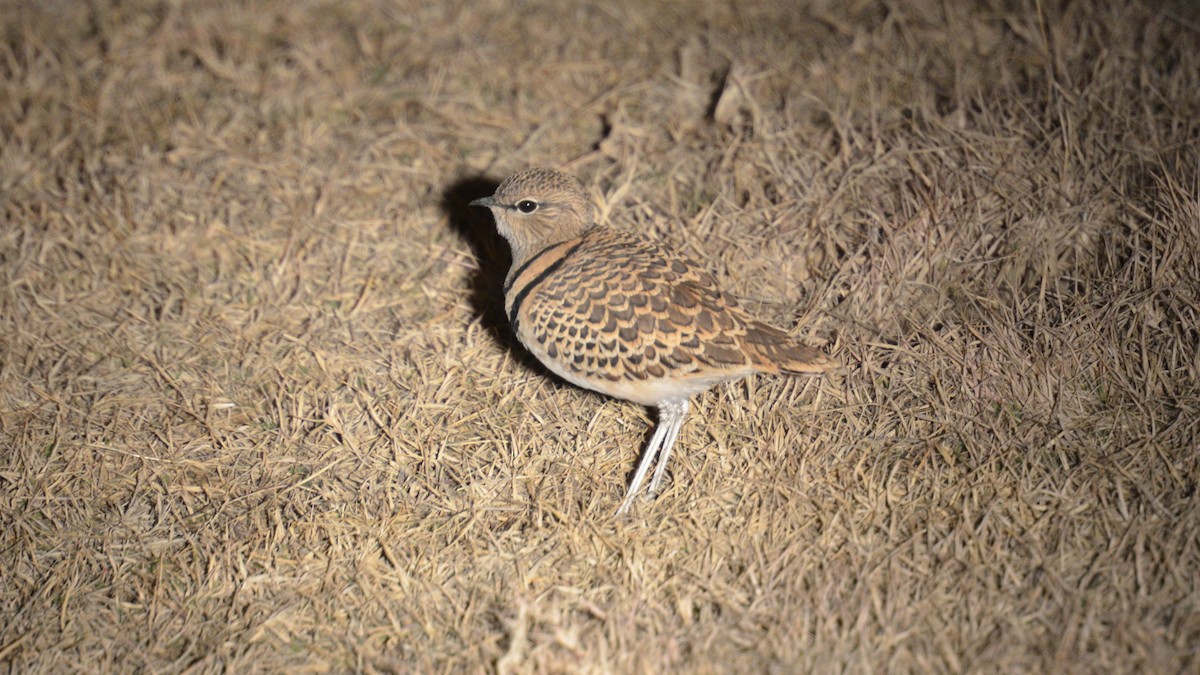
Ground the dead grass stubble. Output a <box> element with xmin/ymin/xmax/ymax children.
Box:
<box><xmin>1</xmin><ymin>0</ymin><xmax>1198</xmax><ymax>672</ymax></box>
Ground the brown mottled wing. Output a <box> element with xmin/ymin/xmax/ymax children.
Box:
<box><xmin>741</xmin><ymin>321</ymin><xmax>834</xmax><ymax>374</ymax></box>
<box><xmin>517</xmin><ymin>228</ymin><xmax>756</xmax><ymax>384</ymax></box>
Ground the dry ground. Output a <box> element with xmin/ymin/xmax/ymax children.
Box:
<box><xmin>2</xmin><ymin>0</ymin><xmax>1199</xmax><ymax>672</ymax></box>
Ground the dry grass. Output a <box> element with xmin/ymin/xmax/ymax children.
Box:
<box><xmin>2</xmin><ymin>0</ymin><xmax>1198</xmax><ymax>671</ymax></box>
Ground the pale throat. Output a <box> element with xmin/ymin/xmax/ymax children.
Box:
<box><xmin>500</xmin><ymin>216</ymin><xmax>594</xmax><ymax>279</ymax></box>
<box><xmin>498</xmin><ymin>229</ymin><xmax>544</xmax><ymax>280</ymax></box>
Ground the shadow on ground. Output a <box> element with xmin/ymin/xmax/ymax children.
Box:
<box><xmin>440</xmin><ymin>175</ymin><xmax>549</xmax><ymax>378</ymax></box>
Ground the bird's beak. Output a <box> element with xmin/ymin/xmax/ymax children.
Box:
<box><xmin>469</xmin><ymin>196</ymin><xmax>498</xmax><ymax>208</ymax></box>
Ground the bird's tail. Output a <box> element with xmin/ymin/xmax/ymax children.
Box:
<box><xmin>742</xmin><ymin>321</ymin><xmax>836</xmax><ymax>375</ymax></box>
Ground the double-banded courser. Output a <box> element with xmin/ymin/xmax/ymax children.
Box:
<box><xmin>472</xmin><ymin>168</ymin><xmax>834</xmax><ymax>515</ymax></box>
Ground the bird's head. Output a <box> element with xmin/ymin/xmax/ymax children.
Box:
<box><xmin>471</xmin><ymin>168</ymin><xmax>597</xmax><ymax>263</ymax></box>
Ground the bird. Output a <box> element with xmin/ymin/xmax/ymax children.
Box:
<box><xmin>470</xmin><ymin>167</ymin><xmax>834</xmax><ymax>515</ymax></box>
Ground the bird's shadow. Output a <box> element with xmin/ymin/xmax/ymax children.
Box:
<box><xmin>439</xmin><ymin>175</ymin><xmax>546</xmax><ymax>376</ymax></box>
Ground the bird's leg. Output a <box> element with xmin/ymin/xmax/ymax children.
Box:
<box><xmin>646</xmin><ymin>398</ymin><xmax>689</xmax><ymax>498</ymax></box>
<box><xmin>616</xmin><ymin>407</ymin><xmax>671</xmax><ymax>516</ymax></box>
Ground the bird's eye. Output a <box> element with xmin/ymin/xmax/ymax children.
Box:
<box><xmin>516</xmin><ymin>199</ymin><xmax>539</xmax><ymax>214</ymax></box>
